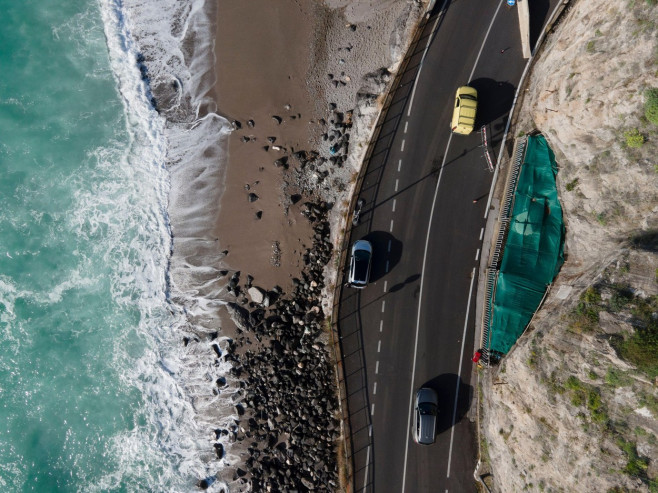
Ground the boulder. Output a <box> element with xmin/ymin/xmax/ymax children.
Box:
<box><xmin>248</xmin><ymin>286</ymin><xmax>265</xmax><ymax>304</ymax></box>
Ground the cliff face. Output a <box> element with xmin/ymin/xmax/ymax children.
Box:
<box><xmin>482</xmin><ymin>0</ymin><xmax>658</xmax><ymax>491</ymax></box>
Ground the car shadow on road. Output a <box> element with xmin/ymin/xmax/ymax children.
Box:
<box><xmin>421</xmin><ymin>373</ymin><xmax>473</xmax><ymax>435</ymax></box>
<box><xmin>362</xmin><ymin>230</ymin><xmax>403</xmax><ymax>283</ymax></box>
<box><xmin>468</xmin><ymin>78</ymin><xmax>516</xmax><ymax>131</ymax></box>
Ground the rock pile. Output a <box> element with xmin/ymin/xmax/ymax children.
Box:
<box><xmin>204</xmin><ymin>201</ymin><xmax>341</xmax><ymax>491</ymax></box>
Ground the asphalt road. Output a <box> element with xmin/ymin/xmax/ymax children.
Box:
<box><xmin>335</xmin><ymin>0</ymin><xmax>560</xmax><ymax>491</ymax></box>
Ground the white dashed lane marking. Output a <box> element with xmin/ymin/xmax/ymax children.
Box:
<box><xmin>480</xmin><ymin>227</ymin><xmax>484</xmax><ymax>241</ymax></box>
<box><xmin>389</xmin><ymin>220</ymin><xmax>394</xmax><ymax>232</ymax></box>
<box><xmin>373</xmin><ymin>382</ymin><xmax>377</xmax><ymax>395</ymax></box>
<box><xmin>377</xmin><ymin>340</ymin><xmax>381</xmax><ymax>353</ymax></box>
<box><xmin>395</xmin><ymin>179</ymin><xmax>399</xmax><ymax>192</ymax></box>
<box><xmin>375</xmin><ymin>361</ymin><xmax>379</xmax><ymax>374</ymax></box>
<box><xmin>379</xmin><ymin>320</ymin><xmax>383</xmax><ymax>332</ymax></box>
<box><xmin>401</xmin><ymin>139</ymin><xmax>405</xmax><ymax>152</ymax></box>
<box><xmin>475</xmin><ymin>248</ymin><xmax>480</xmax><ymax>261</ymax></box>
<box><xmin>371</xmin><ymin>404</ymin><xmax>375</xmax><ymax>415</ymax></box>
<box><xmin>381</xmin><ymin>300</ymin><xmax>385</xmax><ymax>313</ymax></box>
<box><xmin>392</xmin><ymin>199</ymin><xmax>396</xmax><ymax>212</ymax></box>
<box><xmin>404</xmin><ymin>121</ymin><xmax>408</xmax><ymax>133</ymax></box>
<box><xmin>398</xmin><ymin>159</ymin><xmax>402</xmax><ymax>172</ymax></box>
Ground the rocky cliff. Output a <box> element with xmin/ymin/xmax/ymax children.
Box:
<box><xmin>482</xmin><ymin>0</ymin><xmax>658</xmax><ymax>491</ymax></box>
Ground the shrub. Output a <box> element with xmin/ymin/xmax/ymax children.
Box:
<box><xmin>618</xmin><ymin>439</ymin><xmax>649</xmax><ymax>477</ymax></box>
<box><xmin>624</xmin><ymin>128</ymin><xmax>645</xmax><ymax>148</ymax></box>
<box><xmin>605</xmin><ymin>367</ymin><xmax>632</xmax><ymax>387</ymax></box>
<box><xmin>565</xmin><ymin>178</ymin><xmax>579</xmax><ymax>191</ymax></box>
<box><xmin>646</xmin><ymin>88</ymin><xmax>658</xmax><ymax>125</ymax></box>
<box><xmin>586</xmin><ymin>40</ymin><xmax>596</xmax><ymax>52</ymax></box>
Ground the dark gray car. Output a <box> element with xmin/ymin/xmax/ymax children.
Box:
<box><xmin>414</xmin><ymin>387</ymin><xmax>438</xmax><ymax>445</ymax></box>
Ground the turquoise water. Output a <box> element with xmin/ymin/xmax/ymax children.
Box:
<box><xmin>0</xmin><ymin>1</ymin><xmax>198</xmax><ymax>490</ymax></box>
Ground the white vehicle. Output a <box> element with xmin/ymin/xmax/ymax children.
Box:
<box><xmin>347</xmin><ymin>240</ymin><xmax>372</xmax><ymax>288</ymax></box>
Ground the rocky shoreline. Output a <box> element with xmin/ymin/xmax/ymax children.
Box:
<box><xmin>194</xmin><ymin>200</ymin><xmax>339</xmax><ymax>491</ymax></box>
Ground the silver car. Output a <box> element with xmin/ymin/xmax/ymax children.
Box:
<box><xmin>414</xmin><ymin>387</ymin><xmax>438</xmax><ymax>445</ymax></box>
<box><xmin>347</xmin><ymin>239</ymin><xmax>372</xmax><ymax>288</ymax></box>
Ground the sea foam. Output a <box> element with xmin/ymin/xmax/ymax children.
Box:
<box><xmin>99</xmin><ymin>0</ymin><xmax>238</xmax><ymax>489</ymax></box>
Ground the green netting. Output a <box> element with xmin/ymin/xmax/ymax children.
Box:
<box><xmin>489</xmin><ymin>135</ymin><xmax>565</xmax><ymax>354</ymax></box>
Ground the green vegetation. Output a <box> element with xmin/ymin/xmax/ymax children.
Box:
<box><xmin>639</xmin><ymin>393</ymin><xmax>658</xmax><ymax>418</ymax></box>
<box><xmin>586</xmin><ymin>40</ymin><xmax>596</xmax><ymax>53</ymax></box>
<box><xmin>608</xmin><ymin>284</ymin><xmax>634</xmax><ymax>312</ymax></box>
<box><xmin>646</xmin><ymin>88</ymin><xmax>658</xmax><ymax>125</ymax></box>
<box><xmin>565</xmin><ymin>178</ymin><xmax>579</xmax><ymax>191</ymax></box>
<box><xmin>604</xmin><ymin>367</ymin><xmax>632</xmax><ymax>388</ymax></box>
<box><xmin>624</xmin><ymin>128</ymin><xmax>645</xmax><ymax>148</ymax></box>
<box><xmin>609</xmin><ymin>294</ymin><xmax>658</xmax><ymax>379</ymax></box>
<box><xmin>569</xmin><ymin>287</ymin><xmax>602</xmax><ymax>333</ymax></box>
<box><xmin>565</xmin><ymin>376</ymin><xmax>609</xmax><ymax>424</ymax></box>
<box><xmin>617</xmin><ymin>438</ymin><xmax>649</xmax><ymax>478</ymax></box>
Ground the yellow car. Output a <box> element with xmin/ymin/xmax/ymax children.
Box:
<box><xmin>451</xmin><ymin>86</ymin><xmax>478</xmax><ymax>135</ymax></box>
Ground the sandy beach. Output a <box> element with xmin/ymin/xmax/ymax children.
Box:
<box><xmin>188</xmin><ymin>0</ymin><xmax>427</xmax><ymax>489</ymax></box>
<box><xmin>212</xmin><ymin>0</ymin><xmax>323</xmax><ymax>293</ymax></box>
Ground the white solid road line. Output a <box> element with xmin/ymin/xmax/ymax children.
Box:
<box><xmin>363</xmin><ymin>445</ymin><xmax>371</xmax><ymax>492</ymax></box>
<box><xmin>401</xmin><ymin>130</ymin><xmax>453</xmax><ymax>493</ymax></box>
<box><xmin>446</xmin><ymin>267</ymin><xmax>477</xmax><ymax>478</ymax></box>
<box><xmin>401</xmin><ymin>1</ymin><xmax>505</xmax><ymax>489</ymax></box>
<box><xmin>406</xmin><ymin>7</ymin><xmax>444</xmax><ymax>117</ymax></box>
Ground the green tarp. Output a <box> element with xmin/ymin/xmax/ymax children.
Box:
<box><xmin>489</xmin><ymin>135</ymin><xmax>565</xmax><ymax>354</ymax></box>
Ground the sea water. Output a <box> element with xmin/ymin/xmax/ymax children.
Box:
<box><xmin>0</xmin><ymin>0</ymin><xmax>230</xmax><ymax>491</ymax></box>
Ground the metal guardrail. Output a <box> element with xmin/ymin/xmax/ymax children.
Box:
<box><xmin>480</xmin><ymin>136</ymin><xmax>527</xmax><ymax>365</ymax></box>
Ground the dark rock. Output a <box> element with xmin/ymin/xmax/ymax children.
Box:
<box><xmin>248</xmin><ymin>193</ymin><xmax>259</xmax><ymax>202</ymax></box>
<box><xmin>247</xmin><ymin>119</ymin><xmax>255</xmax><ymax>127</ymax></box>
<box><xmin>232</xmin><ymin>120</ymin><xmax>242</xmax><ymax>129</ymax></box>
<box><xmin>272</xmin><ymin>115</ymin><xmax>282</xmax><ymax>124</ymax></box>
<box><xmin>267</xmin><ymin>136</ymin><xmax>276</xmax><ymax>143</ymax></box>
<box><xmin>255</xmin><ymin>211</ymin><xmax>263</xmax><ymax>220</ymax></box>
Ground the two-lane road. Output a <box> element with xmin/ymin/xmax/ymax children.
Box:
<box><xmin>338</xmin><ymin>0</ymin><xmax>554</xmax><ymax>491</ymax></box>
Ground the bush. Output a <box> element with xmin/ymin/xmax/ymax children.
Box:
<box><xmin>624</xmin><ymin>128</ymin><xmax>645</xmax><ymax>148</ymax></box>
<box><xmin>565</xmin><ymin>178</ymin><xmax>579</xmax><ymax>191</ymax></box>
<box><xmin>646</xmin><ymin>88</ymin><xmax>658</xmax><ymax>125</ymax></box>
<box><xmin>618</xmin><ymin>439</ymin><xmax>649</xmax><ymax>477</ymax></box>
<box><xmin>605</xmin><ymin>367</ymin><xmax>632</xmax><ymax>387</ymax></box>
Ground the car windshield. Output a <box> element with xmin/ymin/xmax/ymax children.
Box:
<box><xmin>353</xmin><ymin>250</ymin><xmax>370</xmax><ymax>280</ymax></box>
<box><xmin>460</xmin><ymin>94</ymin><xmax>477</xmax><ymax>101</ymax></box>
<box><xmin>418</xmin><ymin>402</ymin><xmax>437</xmax><ymax>415</ymax></box>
